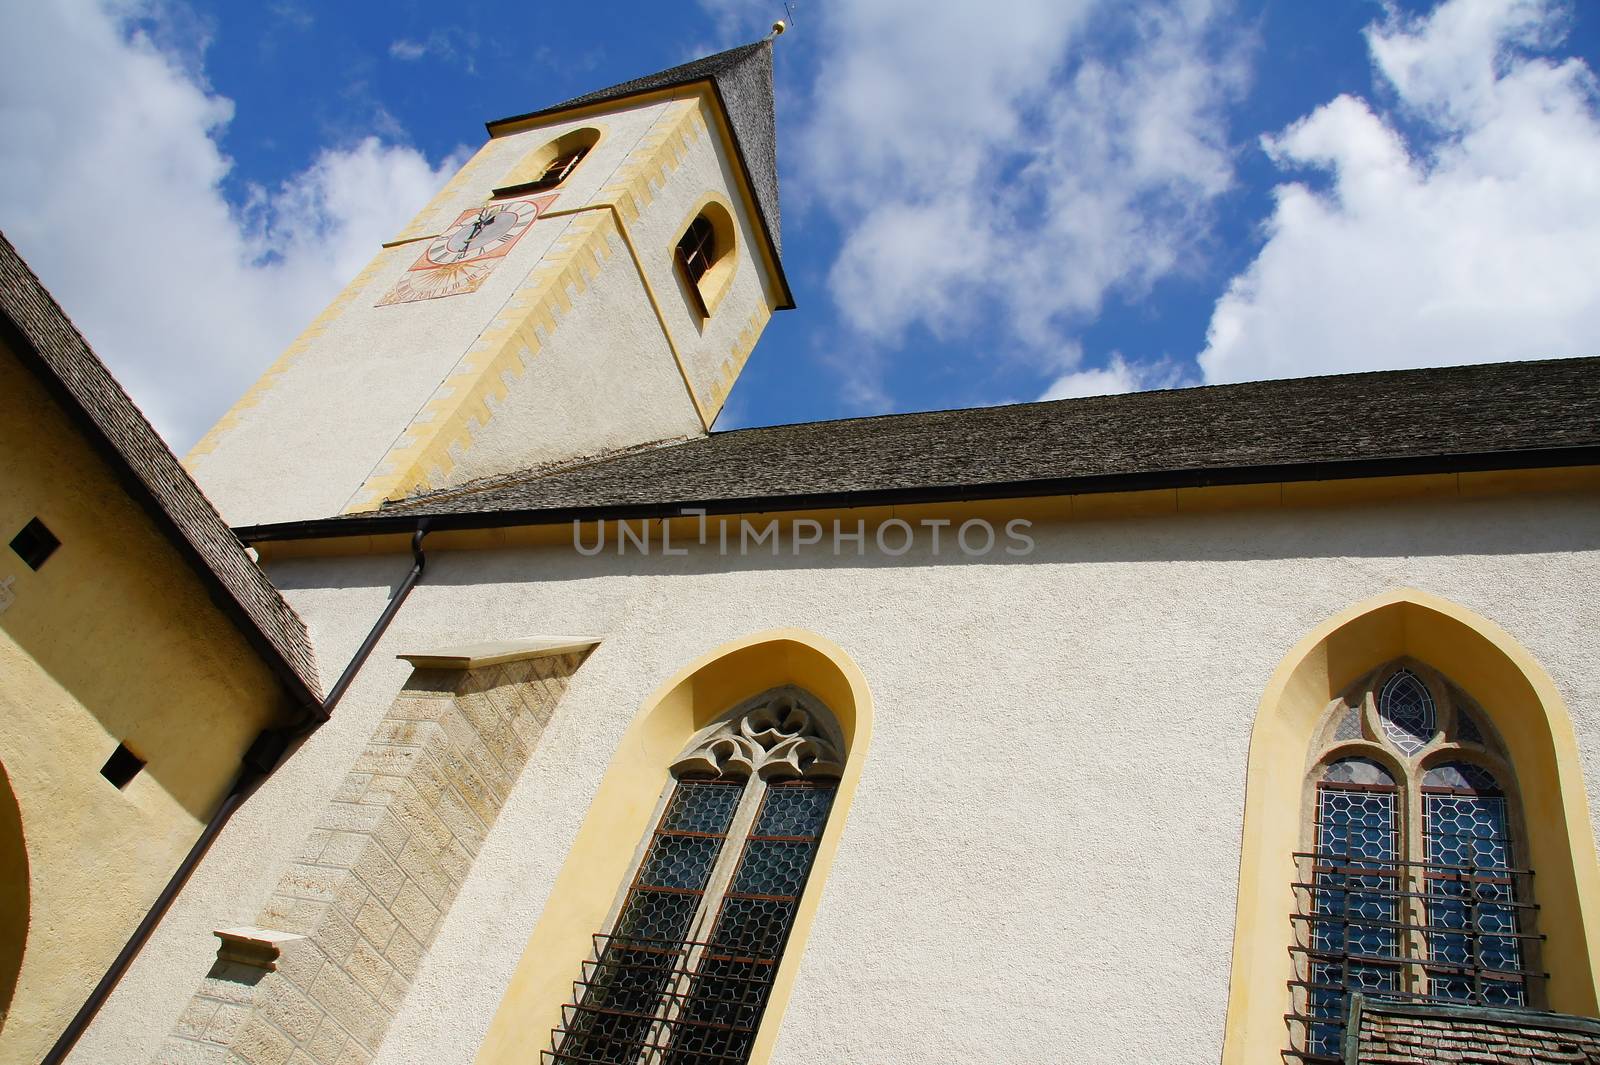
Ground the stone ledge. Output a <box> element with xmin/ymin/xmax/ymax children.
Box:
<box><xmin>213</xmin><ymin>927</ymin><xmax>308</xmax><ymax>972</ymax></box>
<box><xmin>396</xmin><ymin>636</ymin><xmax>603</xmax><ymax>670</ymax></box>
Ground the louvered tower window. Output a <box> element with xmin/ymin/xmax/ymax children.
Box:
<box><xmin>1288</xmin><ymin>665</ymin><xmax>1542</xmax><ymax>1062</ymax></box>
<box><xmin>548</xmin><ymin>687</ymin><xmax>844</xmax><ymax>1065</ymax></box>
<box><xmin>676</xmin><ymin>216</ymin><xmax>717</xmax><ymax>287</ymax></box>
<box><xmin>524</xmin><ymin>146</ymin><xmax>590</xmax><ymax>191</ymax></box>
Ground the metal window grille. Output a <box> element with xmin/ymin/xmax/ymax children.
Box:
<box><xmin>548</xmin><ymin>779</ymin><xmax>837</xmax><ymax>1065</ymax></box>
<box><xmin>1286</xmin><ymin>776</ymin><xmax>1542</xmax><ymax>1063</ymax></box>
<box><xmin>1422</xmin><ymin>772</ymin><xmax>1527</xmax><ymax>1008</ymax></box>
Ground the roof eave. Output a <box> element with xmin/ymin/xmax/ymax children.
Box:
<box><xmin>234</xmin><ymin>444</ymin><xmax>1600</xmax><ymax>545</ymax></box>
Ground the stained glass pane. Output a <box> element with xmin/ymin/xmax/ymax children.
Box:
<box><xmin>1332</xmin><ymin>704</ymin><xmax>1364</xmax><ymax>742</ymax></box>
<box><xmin>731</xmin><ymin>840</ymin><xmax>817</xmax><ymax>896</ymax></box>
<box><xmin>1423</xmin><ymin>762</ymin><xmax>1500</xmax><ymax>792</ymax></box>
<box><xmin>1424</xmin><ymin>773</ymin><xmax>1524</xmax><ymax>1007</ymax></box>
<box><xmin>753</xmin><ymin>784</ymin><xmax>835</xmax><ymax>837</ymax></box>
<box><xmin>709</xmin><ymin>896</ymin><xmax>797</xmax><ymax>958</ymax></box>
<box><xmin>1307</xmin><ymin>780</ymin><xmax>1400</xmax><ymax>1059</ymax></box>
<box><xmin>664</xmin><ymin>782</ymin><xmax>837</xmax><ymax>1065</ymax></box>
<box><xmin>663</xmin><ymin>779</ymin><xmax>744</xmax><ymax>833</ymax></box>
<box><xmin>638</xmin><ymin>835</ymin><xmax>724</xmax><ymax>891</ymax></box>
<box><xmin>614</xmin><ymin>887</ymin><xmax>698</xmax><ymax>942</ymax></box>
<box><xmin>556</xmin><ymin>778</ymin><xmax>742</xmax><ymax>1065</ymax></box>
<box><xmin>1378</xmin><ymin>669</ymin><xmax>1436</xmax><ymax>755</ymax></box>
<box><xmin>1321</xmin><ymin>756</ymin><xmax>1394</xmax><ymax>786</ymax></box>
<box><xmin>1454</xmin><ymin>704</ymin><xmax>1487</xmax><ymax>746</ymax></box>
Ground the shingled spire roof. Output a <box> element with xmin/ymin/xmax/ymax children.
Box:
<box><xmin>489</xmin><ymin>40</ymin><xmax>786</xmax><ymax>264</ymax></box>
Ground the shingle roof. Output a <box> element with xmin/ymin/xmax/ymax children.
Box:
<box><xmin>489</xmin><ymin>40</ymin><xmax>787</xmax><ymax>265</ymax></box>
<box><xmin>257</xmin><ymin>356</ymin><xmax>1599</xmax><ymax>535</ymax></box>
<box><xmin>0</xmin><ymin>232</ymin><xmax>321</xmax><ymax>704</ymax></box>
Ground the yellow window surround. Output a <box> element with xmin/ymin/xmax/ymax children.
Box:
<box><xmin>494</xmin><ymin>125</ymin><xmax>607</xmax><ymax>197</ymax></box>
<box><xmin>672</xmin><ymin>193</ymin><xmax>739</xmax><ymax>322</ymax></box>
<box><xmin>1221</xmin><ymin>589</ymin><xmax>1600</xmax><ymax>1064</ymax></box>
<box><xmin>474</xmin><ymin>629</ymin><xmax>873</xmax><ymax>1065</ymax></box>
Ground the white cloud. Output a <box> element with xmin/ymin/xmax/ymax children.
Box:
<box><xmin>1038</xmin><ymin>353</ymin><xmax>1182</xmax><ymax>400</ymax></box>
<box><xmin>0</xmin><ymin>0</ymin><xmax>463</xmax><ymax>451</ymax></box>
<box><xmin>1199</xmin><ymin>0</ymin><xmax>1600</xmax><ymax>384</ymax></box>
<box><xmin>386</xmin><ymin>28</ymin><xmax>478</xmax><ymax>72</ymax></box>
<box><xmin>1039</xmin><ymin>355</ymin><xmax>1142</xmax><ymax>401</ymax></box>
<box><xmin>795</xmin><ymin>0</ymin><xmax>1247</xmax><ymax>400</ymax></box>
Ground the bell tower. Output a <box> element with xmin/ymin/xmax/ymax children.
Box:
<box><xmin>186</xmin><ymin>40</ymin><xmax>792</xmax><ymax>527</ymax></box>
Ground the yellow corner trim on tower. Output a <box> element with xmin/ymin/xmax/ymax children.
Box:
<box><xmin>710</xmin><ymin>302</ymin><xmax>772</xmax><ymax>413</ymax></box>
<box><xmin>345</xmin><ymin>210</ymin><xmax>617</xmax><ymax>511</ymax></box>
<box><xmin>184</xmin><ymin>252</ymin><xmax>393</xmax><ymax>466</ymax></box>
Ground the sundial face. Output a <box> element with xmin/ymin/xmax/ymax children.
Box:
<box><xmin>378</xmin><ymin>194</ymin><xmax>557</xmax><ymax>307</ymax></box>
<box><xmin>425</xmin><ymin>202</ymin><xmax>536</xmax><ymax>265</ymax></box>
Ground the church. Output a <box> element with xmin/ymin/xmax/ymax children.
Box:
<box><xmin>4</xmin><ymin>33</ymin><xmax>1600</xmax><ymax>1065</ymax></box>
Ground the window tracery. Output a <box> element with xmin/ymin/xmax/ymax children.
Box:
<box><xmin>549</xmin><ymin>686</ymin><xmax>842</xmax><ymax>1065</ymax></box>
<box><xmin>1289</xmin><ymin>662</ymin><xmax>1541</xmax><ymax>1062</ymax></box>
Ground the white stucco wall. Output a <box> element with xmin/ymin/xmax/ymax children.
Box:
<box><xmin>72</xmin><ymin>491</ymin><xmax>1600</xmax><ymax>1065</ymax></box>
<box><xmin>440</xmin><ymin>223</ymin><xmax>703</xmax><ymax>488</ymax></box>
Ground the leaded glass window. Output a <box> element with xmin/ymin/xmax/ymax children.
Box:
<box><xmin>1377</xmin><ymin>669</ymin><xmax>1436</xmax><ymax>755</ymax></box>
<box><xmin>1305</xmin><ymin>759</ymin><xmax>1401</xmax><ymax>1058</ymax></box>
<box><xmin>1423</xmin><ymin>762</ymin><xmax>1525</xmax><ymax>1007</ymax></box>
<box><xmin>1288</xmin><ymin>664</ymin><xmax>1539</xmax><ymax>1062</ymax></box>
<box><xmin>548</xmin><ymin>687</ymin><xmax>844</xmax><ymax>1065</ymax></box>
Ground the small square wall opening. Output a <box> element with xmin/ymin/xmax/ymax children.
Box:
<box><xmin>101</xmin><ymin>743</ymin><xmax>145</xmax><ymax>789</ymax></box>
<box><xmin>9</xmin><ymin>518</ymin><xmax>60</xmax><ymax>570</ymax></box>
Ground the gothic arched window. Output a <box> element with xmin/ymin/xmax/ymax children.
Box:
<box><xmin>550</xmin><ymin>686</ymin><xmax>844</xmax><ymax>1065</ymax></box>
<box><xmin>1290</xmin><ymin>663</ymin><xmax>1540</xmax><ymax>1061</ymax></box>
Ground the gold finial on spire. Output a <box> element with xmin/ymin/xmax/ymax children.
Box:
<box><xmin>769</xmin><ymin>19</ymin><xmax>787</xmax><ymax>38</ymax></box>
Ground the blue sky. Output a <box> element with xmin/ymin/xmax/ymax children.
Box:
<box><xmin>1</xmin><ymin>0</ymin><xmax>1597</xmax><ymax>449</ymax></box>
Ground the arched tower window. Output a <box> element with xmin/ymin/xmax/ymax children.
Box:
<box><xmin>1290</xmin><ymin>663</ymin><xmax>1540</xmax><ymax>1061</ymax></box>
<box><xmin>494</xmin><ymin>126</ymin><xmax>601</xmax><ymax>197</ymax></box>
<box><xmin>673</xmin><ymin>200</ymin><xmax>737</xmax><ymax>319</ymax></box>
<box><xmin>550</xmin><ymin>685</ymin><xmax>844</xmax><ymax>1065</ymax></box>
